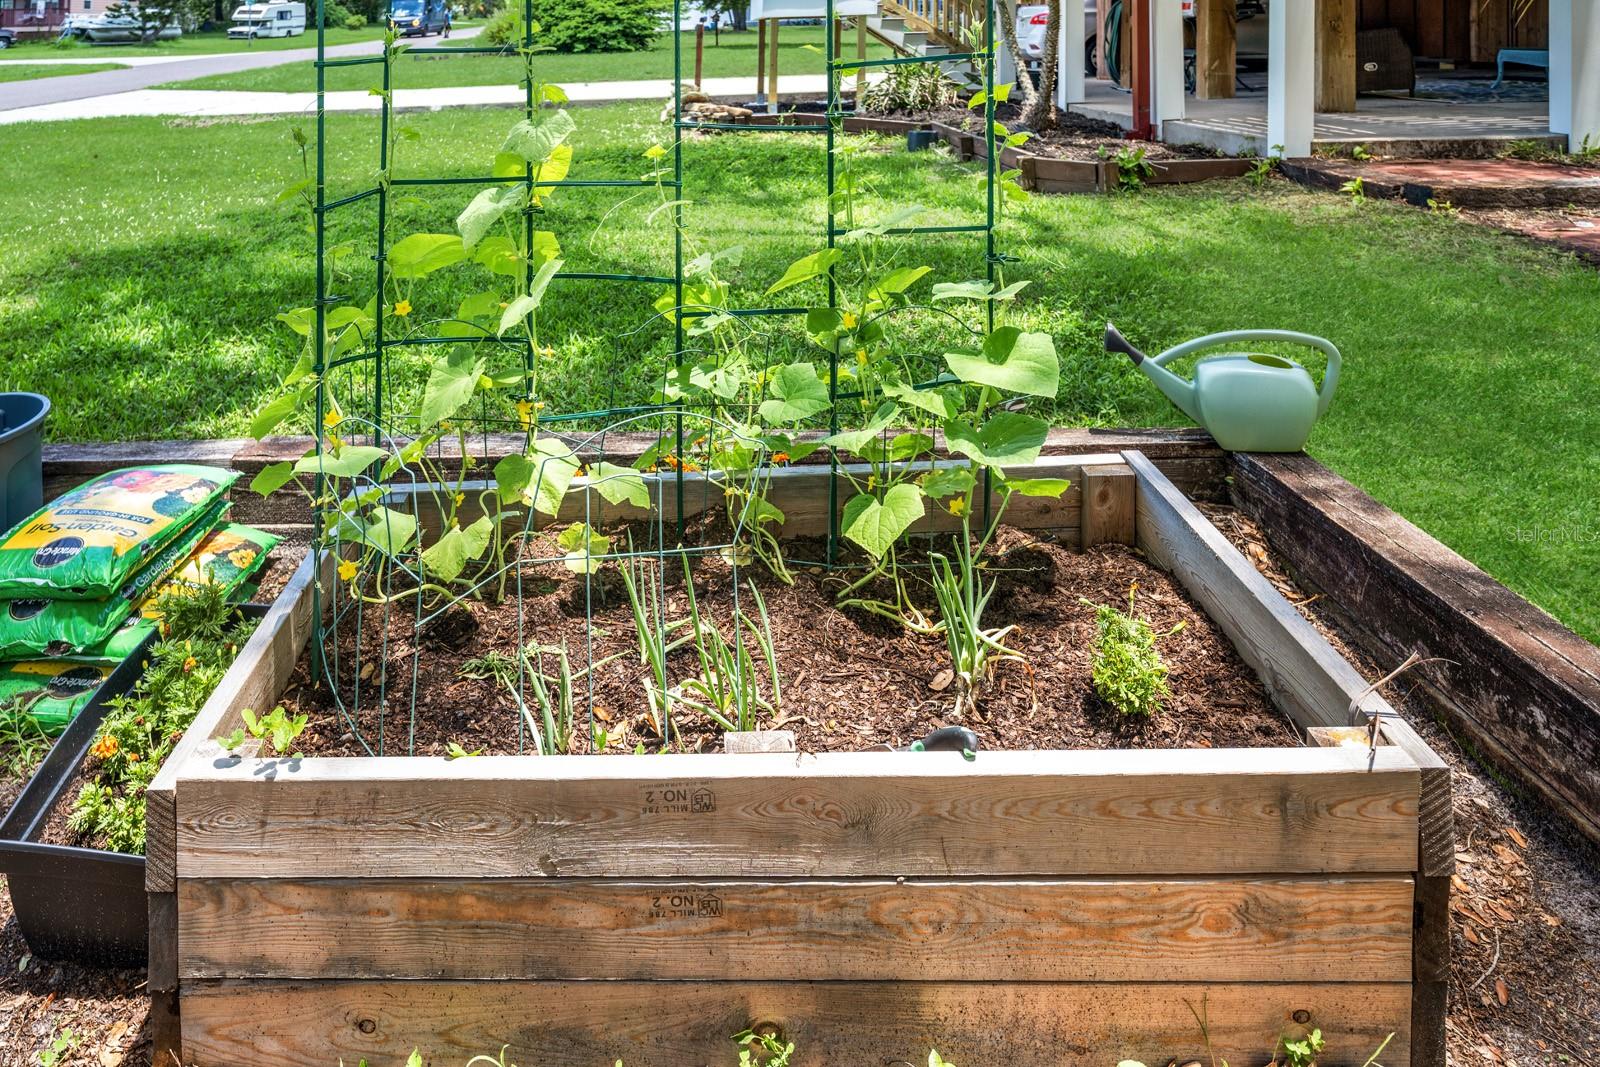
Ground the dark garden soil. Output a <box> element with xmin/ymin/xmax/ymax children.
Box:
<box><xmin>869</xmin><ymin>102</ymin><xmax>1223</xmax><ymax>162</ymax></box>
<box><xmin>0</xmin><ymin>515</ymin><xmax>1596</xmax><ymax>1065</ymax></box>
<box><xmin>286</xmin><ymin>525</ymin><xmax>1298</xmax><ymax>758</ymax></box>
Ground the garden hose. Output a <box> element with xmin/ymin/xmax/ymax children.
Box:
<box><xmin>1103</xmin><ymin>0</ymin><xmax>1124</xmax><ymax>88</ymax></box>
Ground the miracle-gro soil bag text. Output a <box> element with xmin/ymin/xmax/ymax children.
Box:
<box><xmin>0</xmin><ymin>464</ymin><xmax>238</xmax><ymax>601</ymax></box>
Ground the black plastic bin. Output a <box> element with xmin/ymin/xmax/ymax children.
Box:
<box><xmin>0</xmin><ymin>604</ymin><xmax>266</xmax><ymax>968</ymax></box>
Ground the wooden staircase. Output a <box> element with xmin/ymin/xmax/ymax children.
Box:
<box><xmin>860</xmin><ymin>0</ymin><xmax>983</xmax><ymax>85</ymax></box>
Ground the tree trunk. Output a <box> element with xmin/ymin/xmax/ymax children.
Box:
<box><xmin>995</xmin><ymin>0</ymin><xmax>1040</xmax><ymax>123</ymax></box>
<box><xmin>1021</xmin><ymin>0</ymin><xmax>1061</xmax><ymax>128</ymax></box>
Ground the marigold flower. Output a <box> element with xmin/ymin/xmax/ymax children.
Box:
<box><xmin>771</xmin><ymin>451</ymin><xmax>790</xmax><ymax>465</ymax></box>
<box><xmin>338</xmin><ymin>559</ymin><xmax>359</xmax><ymax>582</ymax></box>
<box><xmin>91</xmin><ymin>735</ymin><xmax>119</xmax><ymax>760</ymax></box>
<box><xmin>128</xmin><ymin>752</ymin><xmax>141</xmax><ymax>763</ymax></box>
<box><xmin>183</xmin><ymin>656</ymin><xmax>198</xmax><ymax>672</ymax></box>
<box><xmin>394</xmin><ymin>299</ymin><xmax>413</xmax><ymax>317</ymax></box>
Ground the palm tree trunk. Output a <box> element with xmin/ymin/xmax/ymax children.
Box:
<box><xmin>1020</xmin><ymin>0</ymin><xmax>1061</xmax><ymax>128</ymax></box>
<box><xmin>994</xmin><ymin>0</ymin><xmax>1040</xmax><ymax>122</ymax></box>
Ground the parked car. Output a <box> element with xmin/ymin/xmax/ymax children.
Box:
<box><xmin>1014</xmin><ymin>0</ymin><xmax>1268</xmax><ymax>80</ymax></box>
<box><xmin>387</xmin><ymin>0</ymin><xmax>449</xmax><ymax>36</ymax></box>
<box><xmin>0</xmin><ymin>27</ymin><xmax>15</xmax><ymax>49</ymax></box>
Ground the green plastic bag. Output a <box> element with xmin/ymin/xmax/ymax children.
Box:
<box><xmin>82</xmin><ymin>523</ymin><xmax>281</xmax><ymax>664</ymax></box>
<box><xmin>0</xmin><ymin>501</ymin><xmax>228</xmax><ymax>661</ymax></box>
<box><xmin>0</xmin><ymin>659</ymin><xmax>117</xmax><ymax>734</ymax></box>
<box><xmin>0</xmin><ymin>464</ymin><xmax>237</xmax><ymax>601</ymax></box>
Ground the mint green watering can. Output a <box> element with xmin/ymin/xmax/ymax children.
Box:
<box><xmin>1105</xmin><ymin>323</ymin><xmax>1342</xmax><ymax>453</ymax></box>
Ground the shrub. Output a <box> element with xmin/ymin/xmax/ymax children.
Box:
<box><xmin>860</xmin><ymin>62</ymin><xmax>961</xmax><ymax>113</ymax></box>
<box><xmin>486</xmin><ymin>0</ymin><xmax>666</xmax><ymax>53</ymax></box>
<box><xmin>321</xmin><ymin>0</ymin><xmax>357</xmax><ymax>26</ymax></box>
<box><xmin>344</xmin><ymin>13</ymin><xmax>367</xmax><ymax>29</ymax></box>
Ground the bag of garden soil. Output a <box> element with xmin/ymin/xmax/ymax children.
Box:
<box><xmin>0</xmin><ymin>464</ymin><xmax>238</xmax><ymax>601</ymax></box>
<box><xmin>0</xmin><ymin>500</ymin><xmax>229</xmax><ymax>661</ymax></box>
<box><xmin>83</xmin><ymin>523</ymin><xmax>280</xmax><ymax>663</ymax></box>
<box><xmin>0</xmin><ymin>659</ymin><xmax>117</xmax><ymax>734</ymax></box>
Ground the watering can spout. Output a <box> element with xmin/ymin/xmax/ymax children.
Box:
<box><xmin>1105</xmin><ymin>322</ymin><xmax>1203</xmax><ymax>425</ymax></box>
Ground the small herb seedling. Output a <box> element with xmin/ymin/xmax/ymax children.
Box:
<box><xmin>221</xmin><ymin>706</ymin><xmax>308</xmax><ymax>758</ymax></box>
<box><xmin>1085</xmin><ymin>584</ymin><xmax>1184</xmax><ymax>717</ymax></box>
<box><xmin>734</xmin><ymin>1028</ymin><xmax>795</xmax><ymax>1067</ymax></box>
<box><xmin>1276</xmin><ymin>1028</ymin><xmax>1325</xmax><ymax>1067</ymax></box>
<box><xmin>37</xmin><ymin>1028</ymin><xmax>78</xmax><ymax>1067</ymax></box>
<box><xmin>1340</xmin><ymin>176</ymin><xmax>1366</xmax><ymax>202</ymax></box>
<box><xmin>445</xmin><ymin>741</ymin><xmax>482</xmax><ymax>759</ymax></box>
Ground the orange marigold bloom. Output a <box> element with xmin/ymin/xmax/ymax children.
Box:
<box><xmin>91</xmin><ymin>735</ymin><xmax>119</xmax><ymax>760</ymax></box>
<box><xmin>771</xmin><ymin>452</ymin><xmax>790</xmax><ymax>465</ymax></box>
<box><xmin>183</xmin><ymin>656</ymin><xmax>198</xmax><ymax>672</ymax></box>
<box><xmin>128</xmin><ymin>752</ymin><xmax>142</xmax><ymax>763</ymax></box>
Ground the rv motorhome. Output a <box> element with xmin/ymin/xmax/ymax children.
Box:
<box><xmin>228</xmin><ymin>0</ymin><xmax>306</xmax><ymax>39</ymax></box>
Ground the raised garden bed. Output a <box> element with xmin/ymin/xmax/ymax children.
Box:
<box><xmin>147</xmin><ymin>450</ymin><xmax>1450</xmax><ymax>1067</ymax></box>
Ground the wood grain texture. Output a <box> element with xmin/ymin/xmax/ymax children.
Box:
<box><xmin>177</xmin><ymin>875</ymin><xmax>1414</xmax><ymax>982</ymax></box>
<box><xmin>1194</xmin><ymin>0</ymin><xmax>1236</xmax><ymax>99</ymax></box>
<box><xmin>147</xmin><ymin>549</ymin><xmax>329</xmax><ymax>892</ymax></box>
<box><xmin>1317</xmin><ymin>0</ymin><xmax>1358</xmax><ymax>111</ymax></box>
<box><xmin>173</xmin><ymin>746</ymin><xmax>1419</xmax><ymax>880</ymax></box>
<box><xmin>1080</xmin><ymin>463</ymin><xmax>1135</xmax><ymax>547</ymax></box>
<box><xmin>1127</xmin><ymin>450</ymin><xmax>1407</xmax><ymax>734</ymax></box>
<box><xmin>179</xmin><ymin>980</ymin><xmax>1413</xmax><ymax>1067</ymax></box>
<box><xmin>1229</xmin><ymin>450</ymin><xmax>1597</xmax><ymax>846</ymax></box>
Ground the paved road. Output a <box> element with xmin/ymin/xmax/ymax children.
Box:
<box><xmin>0</xmin><ymin>27</ymin><xmax>479</xmax><ymax>111</ymax></box>
<box><xmin>0</xmin><ymin>73</ymin><xmax>837</xmax><ymax>124</ymax></box>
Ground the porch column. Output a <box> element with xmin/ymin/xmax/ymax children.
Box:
<box><xmin>1550</xmin><ymin>0</ymin><xmax>1600</xmax><ymax>151</ymax></box>
<box><xmin>1267</xmin><ymin>0</ymin><xmax>1315</xmax><ymax>157</ymax></box>
<box><xmin>1195</xmin><ymin>0</ymin><xmax>1237</xmax><ymax>100</ymax></box>
<box><xmin>1058</xmin><ymin>0</ymin><xmax>1087</xmax><ymax>106</ymax></box>
<box><xmin>1151</xmin><ymin>0</ymin><xmax>1185</xmax><ymax>133</ymax></box>
<box><xmin>1315</xmin><ymin>0</ymin><xmax>1357</xmax><ymax>112</ymax></box>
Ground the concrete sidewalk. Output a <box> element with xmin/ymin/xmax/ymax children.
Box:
<box><xmin>0</xmin><ymin>26</ymin><xmax>479</xmax><ymax>112</ymax></box>
<box><xmin>0</xmin><ymin>72</ymin><xmax>837</xmax><ymax>124</ymax></box>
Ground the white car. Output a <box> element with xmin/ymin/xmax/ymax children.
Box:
<box><xmin>1015</xmin><ymin>0</ymin><xmax>1268</xmax><ymax>80</ymax></box>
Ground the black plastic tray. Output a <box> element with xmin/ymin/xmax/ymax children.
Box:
<box><xmin>0</xmin><ymin>604</ymin><xmax>267</xmax><ymax>967</ymax></box>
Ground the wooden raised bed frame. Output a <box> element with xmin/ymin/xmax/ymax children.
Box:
<box><xmin>145</xmin><ymin>450</ymin><xmax>1451</xmax><ymax>1067</ymax></box>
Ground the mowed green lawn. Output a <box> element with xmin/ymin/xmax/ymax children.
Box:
<box><xmin>157</xmin><ymin>26</ymin><xmax>887</xmax><ymax>91</ymax></box>
<box><xmin>1</xmin><ymin>104</ymin><xmax>1596</xmax><ymax>643</ymax></box>
<box><xmin>0</xmin><ymin>61</ymin><xmax>125</xmax><ymax>81</ymax></box>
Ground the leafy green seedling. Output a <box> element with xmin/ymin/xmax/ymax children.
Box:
<box><xmin>220</xmin><ymin>706</ymin><xmax>308</xmax><ymax>757</ymax></box>
<box><xmin>1085</xmin><ymin>584</ymin><xmax>1184</xmax><ymax>717</ymax></box>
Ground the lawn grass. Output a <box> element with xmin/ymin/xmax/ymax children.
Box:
<box><xmin>0</xmin><ymin>62</ymin><xmax>124</xmax><ymax>82</ymax></box>
<box><xmin>156</xmin><ymin>26</ymin><xmax>887</xmax><ymax>91</ymax></box>
<box><xmin>3</xmin><ymin>24</ymin><xmax>387</xmax><ymax>58</ymax></box>
<box><xmin>1</xmin><ymin>104</ymin><xmax>1596</xmax><ymax>644</ymax></box>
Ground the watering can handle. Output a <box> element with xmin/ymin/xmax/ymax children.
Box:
<box><xmin>1150</xmin><ymin>329</ymin><xmax>1343</xmax><ymax>418</ymax></box>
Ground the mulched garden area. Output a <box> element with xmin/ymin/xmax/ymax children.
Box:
<box><xmin>0</xmin><ymin>514</ymin><xmax>1596</xmax><ymax>1065</ymax></box>
<box><xmin>288</xmin><ymin>525</ymin><xmax>1296</xmax><ymax>758</ymax></box>
<box><xmin>868</xmin><ymin>102</ymin><xmax>1224</xmax><ymax>162</ymax></box>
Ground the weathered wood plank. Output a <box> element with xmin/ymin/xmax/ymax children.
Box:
<box><xmin>148</xmin><ymin>891</ymin><xmax>182</xmax><ymax>1066</ymax></box>
<box><xmin>1316</xmin><ymin>0</ymin><xmax>1358</xmax><ymax>111</ymax></box>
<box><xmin>147</xmin><ymin>549</ymin><xmax>329</xmax><ymax>893</ymax></box>
<box><xmin>1127</xmin><ymin>450</ymin><xmax>1406</xmax><ymax>734</ymax></box>
<box><xmin>1229</xmin><ymin>449</ymin><xmax>1600</xmax><ymax>848</ymax></box>
<box><xmin>1194</xmin><ymin>0</ymin><xmax>1236</xmax><ymax>99</ymax></box>
<box><xmin>178</xmin><ymin>980</ymin><xmax>1414</xmax><ymax>1067</ymax></box>
<box><xmin>177</xmin><ymin>875</ymin><xmax>1414</xmax><ymax>982</ymax></box>
<box><xmin>173</xmin><ymin>746</ymin><xmax>1419</xmax><ymax>879</ymax></box>
<box><xmin>1080</xmin><ymin>462</ymin><xmax>1135</xmax><ymax>547</ymax></box>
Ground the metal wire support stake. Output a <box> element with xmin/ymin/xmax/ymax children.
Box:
<box><xmin>1347</xmin><ymin>651</ymin><xmax>1457</xmax><ymax>756</ymax></box>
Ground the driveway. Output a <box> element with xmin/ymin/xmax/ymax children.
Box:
<box><xmin>0</xmin><ymin>26</ymin><xmax>479</xmax><ymax>111</ymax></box>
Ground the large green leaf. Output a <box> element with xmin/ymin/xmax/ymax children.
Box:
<box><xmin>456</xmin><ymin>185</ymin><xmax>523</xmax><ymax>250</ymax></box>
<box><xmin>293</xmin><ymin>445</ymin><xmax>387</xmax><ymax>479</ymax></box>
<box><xmin>1003</xmin><ymin>476</ymin><xmax>1071</xmax><ymax>498</ymax></box>
<box><xmin>821</xmin><ymin>402</ymin><xmax>899</xmax><ymax>456</ymax></box>
<box><xmin>758</xmin><ymin>362</ymin><xmax>830</xmax><ymax>424</ymax></box>
<box><xmin>419</xmin><ymin>349</ymin><xmax>487</xmax><ymax>431</ymax></box>
<box><xmin>388</xmin><ymin>233</ymin><xmax>467</xmax><ymax>279</ymax></box>
<box><xmin>944</xmin><ymin>412</ymin><xmax>1049</xmax><ymax>468</ymax></box>
<box><xmin>587</xmin><ymin>461</ymin><xmax>650</xmax><ymax>509</ymax></box>
<box><xmin>501</xmin><ymin>110</ymin><xmax>577</xmax><ymax>165</ymax></box>
<box><xmin>420</xmin><ymin>514</ymin><xmax>495</xmax><ymax>582</ymax></box>
<box><xmin>473</xmin><ymin>236</ymin><xmax>522</xmax><ymax>277</ymax></box>
<box><xmin>352</xmin><ymin>506</ymin><xmax>417</xmax><ymax>558</ymax></box>
<box><xmin>920</xmin><ymin>466</ymin><xmax>976</xmax><ymax>501</ymax></box>
<box><xmin>765</xmin><ymin>248</ymin><xmax>842</xmax><ymax>296</ymax></box>
<box><xmin>494</xmin><ymin>453</ymin><xmax>533</xmax><ymax>505</ymax></box>
<box><xmin>882</xmin><ymin>379</ymin><xmax>956</xmax><ymax>421</ymax></box>
<box><xmin>529</xmin><ymin>436</ymin><xmax>580</xmax><ymax>517</ymax></box>
<box><xmin>931</xmin><ymin>279</ymin><xmax>1031</xmax><ymax>302</ymax></box>
<box><xmin>249</xmin><ymin>387</ymin><xmax>305</xmax><ymax>439</ymax></box>
<box><xmin>868</xmin><ymin>265</ymin><xmax>932</xmax><ymax>302</ymax></box>
<box><xmin>534</xmin><ymin>143</ymin><xmax>573</xmax><ymax>196</ymax></box>
<box><xmin>943</xmin><ymin>327</ymin><xmax>1060</xmax><ymax>398</ymax></box>
<box><xmin>555</xmin><ymin>521</ymin><xmax>611</xmax><ymax>574</ymax></box>
<box><xmin>841</xmin><ymin>483</ymin><xmax>925</xmax><ymax>559</ymax></box>
<box><xmin>498</xmin><ymin>258</ymin><xmax>564</xmax><ymax>336</ymax></box>
<box><xmin>250</xmin><ymin>462</ymin><xmax>295</xmax><ymax>497</ymax></box>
